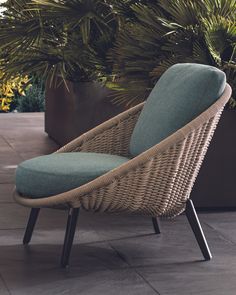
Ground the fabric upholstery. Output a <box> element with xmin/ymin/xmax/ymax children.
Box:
<box><xmin>129</xmin><ymin>63</ymin><xmax>226</xmax><ymax>156</ymax></box>
<box><xmin>15</xmin><ymin>152</ymin><xmax>130</xmax><ymax>198</ymax></box>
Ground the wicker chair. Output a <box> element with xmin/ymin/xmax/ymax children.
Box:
<box><xmin>14</xmin><ymin>67</ymin><xmax>232</xmax><ymax>267</ymax></box>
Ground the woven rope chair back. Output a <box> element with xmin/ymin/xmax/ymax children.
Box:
<box><xmin>79</xmin><ymin>91</ymin><xmax>228</xmax><ymax>218</ymax></box>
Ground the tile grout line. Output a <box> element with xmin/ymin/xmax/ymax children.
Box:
<box><xmin>77</xmin><ymin>233</ymin><xmax>154</xmax><ymax>246</ymax></box>
<box><xmin>0</xmin><ymin>228</ymin><xmax>26</xmax><ymax>231</ymax></box>
<box><xmin>0</xmin><ymin>272</ymin><xmax>11</xmax><ymax>295</ymax></box>
<box><xmin>1</xmin><ymin>136</ymin><xmax>25</xmax><ymax>161</ymax></box>
<box><xmin>0</xmin><ymin>203</ymin><xmax>15</xmax><ymax>205</ymax></box>
<box><xmin>1</xmin><ymin>136</ymin><xmax>15</xmax><ymax>151</ymax></box>
<box><xmin>203</xmin><ymin>221</ymin><xmax>236</xmax><ymax>245</ymax></box>
<box><xmin>107</xmin><ymin>241</ymin><xmax>161</xmax><ymax>295</ymax></box>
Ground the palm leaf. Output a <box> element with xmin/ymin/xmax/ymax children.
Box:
<box><xmin>110</xmin><ymin>0</ymin><xmax>236</xmax><ymax>105</ymax></box>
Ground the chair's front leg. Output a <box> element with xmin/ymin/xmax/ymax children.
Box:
<box><xmin>185</xmin><ymin>199</ymin><xmax>212</xmax><ymax>260</ymax></box>
<box><xmin>23</xmin><ymin>208</ymin><xmax>40</xmax><ymax>245</ymax></box>
<box><xmin>61</xmin><ymin>208</ymin><xmax>80</xmax><ymax>268</ymax></box>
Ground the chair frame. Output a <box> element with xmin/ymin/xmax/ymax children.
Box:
<box><xmin>14</xmin><ymin>84</ymin><xmax>232</xmax><ymax>267</ymax></box>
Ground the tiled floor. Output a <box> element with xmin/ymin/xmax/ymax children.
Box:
<box><xmin>0</xmin><ymin>113</ymin><xmax>236</xmax><ymax>295</ymax></box>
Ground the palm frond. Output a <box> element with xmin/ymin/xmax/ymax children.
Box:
<box><xmin>0</xmin><ymin>0</ymin><xmax>120</xmax><ymax>83</ymax></box>
<box><xmin>110</xmin><ymin>0</ymin><xmax>236</xmax><ymax>105</ymax></box>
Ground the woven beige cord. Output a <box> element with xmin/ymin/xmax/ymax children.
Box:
<box><xmin>14</xmin><ymin>84</ymin><xmax>232</xmax><ymax>218</ymax></box>
<box><xmin>56</xmin><ymin>102</ymin><xmax>143</xmax><ymax>157</ymax></box>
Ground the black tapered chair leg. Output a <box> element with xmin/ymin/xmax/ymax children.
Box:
<box><xmin>23</xmin><ymin>208</ymin><xmax>40</xmax><ymax>245</ymax></box>
<box><xmin>152</xmin><ymin>217</ymin><xmax>161</xmax><ymax>234</ymax></box>
<box><xmin>61</xmin><ymin>208</ymin><xmax>80</xmax><ymax>268</ymax></box>
<box><xmin>185</xmin><ymin>199</ymin><xmax>212</xmax><ymax>260</ymax></box>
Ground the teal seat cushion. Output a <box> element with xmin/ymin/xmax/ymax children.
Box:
<box><xmin>15</xmin><ymin>152</ymin><xmax>130</xmax><ymax>198</ymax></box>
<box><xmin>130</xmin><ymin>63</ymin><xmax>226</xmax><ymax>156</ymax></box>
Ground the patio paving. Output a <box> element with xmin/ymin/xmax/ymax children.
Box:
<box><xmin>0</xmin><ymin>112</ymin><xmax>236</xmax><ymax>295</ymax></box>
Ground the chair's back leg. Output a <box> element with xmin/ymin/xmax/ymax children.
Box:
<box><xmin>61</xmin><ymin>208</ymin><xmax>80</xmax><ymax>268</ymax></box>
<box><xmin>152</xmin><ymin>217</ymin><xmax>161</xmax><ymax>234</ymax></box>
<box><xmin>23</xmin><ymin>208</ymin><xmax>40</xmax><ymax>245</ymax></box>
<box><xmin>185</xmin><ymin>199</ymin><xmax>212</xmax><ymax>260</ymax></box>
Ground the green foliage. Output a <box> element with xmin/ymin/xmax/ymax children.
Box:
<box><xmin>0</xmin><ymin>0</ymin><xmax>118</xmax><ymax>84</ymax></box>
<box><xmin>0</xmin><ymin>68</ymin><xmax>31</xmax><ymax>112</ymax></box>
<box><xmin>110</xmin><ymin>0</ymin><xmax>236</xmax><ymax>106</ymax></box>
<box><xmin>1</xmin><ymin>0</ymin><xmax>235</xmax><ymax>108</ymax></box>
<box><xmin>0</xmin><ymin>0</ymin><xmax>155</xmax><ymax>85</ymax></box>
<box><xmin>16</xmin><ymin>81</ymin><xmax>45</xmax><ymax>112</ymax></box>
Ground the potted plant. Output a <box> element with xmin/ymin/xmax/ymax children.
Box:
<box><xmin>0</xmin><ymin>0</ymin><xmax>151</xmax><ymax>144</ymax></box>
<box><xmin>108</xmin><ymin>0</ymin><xmax>236</xmax><ymax>207</ymax></box>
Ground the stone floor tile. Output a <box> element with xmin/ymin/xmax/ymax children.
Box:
<box><xmin>1</xmin><ymin>113</ymin><xmax>236</xmax><ymax>295</ymax></box>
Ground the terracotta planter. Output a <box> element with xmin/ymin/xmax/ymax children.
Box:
<box><xmin>191</xmin><ymin>110</ymin><xmax>236</xmax><ymax>208</ymax></box>
<box><xmin>45</xmin><ymin>81</ymin><xmax>125</xmax><ymax>145</ymax></box>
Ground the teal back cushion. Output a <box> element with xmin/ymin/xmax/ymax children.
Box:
<box><xmin>129</xmin><ymin>63</ymin><xmax>226</xmax><ymax>156</ymax></box>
